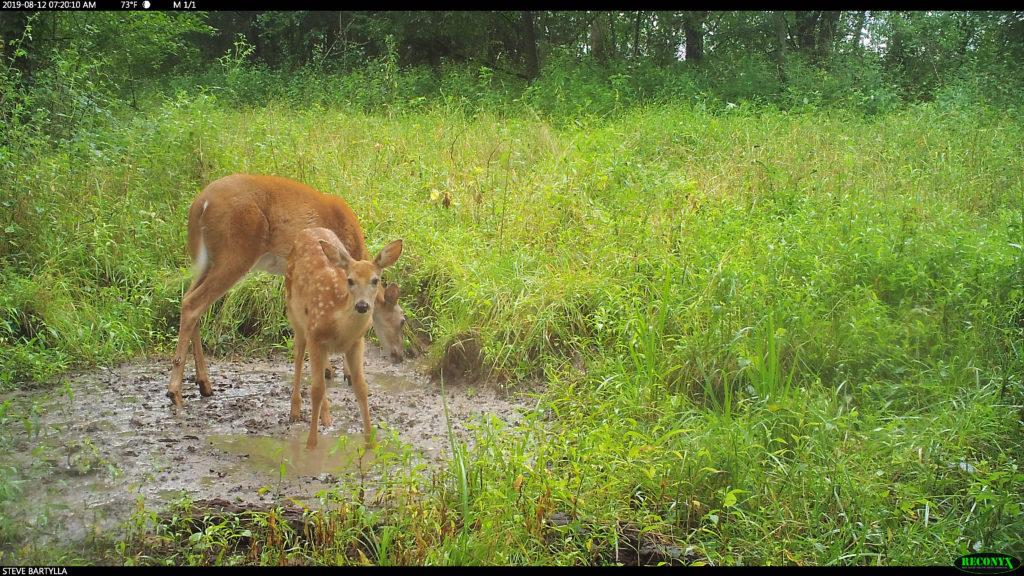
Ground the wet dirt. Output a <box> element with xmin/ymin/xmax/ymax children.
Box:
<box><xmin>0</xmin><ymin>346</ymin><xmax>533</xmax><ymax>548</ymax></box>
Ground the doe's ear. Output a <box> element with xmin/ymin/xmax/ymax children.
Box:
<box><xmin>319</xmin><ymin>239</ymin><xmax>353</xmax><ymax>268</ymax></box>
<box><xmin>384</xmin><ymin>283</ymin><xmax>400</xmax><ymax>306</ymax></box>
<box><xmin>374</xmin><ymin>239</ymin><xmax>403</xmax><ymax>269</ymax></box>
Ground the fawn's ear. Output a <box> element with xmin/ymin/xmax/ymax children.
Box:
<box><xmin>384</xmin><ymin>283</ymin><xmax>400</xmax><ymax>306</ymax></box>
<box><xmin>319</xmin><ymin>239</ymin><xmax>353</xmax><ymax>268</ymax></box>
<box><xmin>374</xmin><ymin>239</ymin><xmax>403</xmax><ymax>269</ymax></box>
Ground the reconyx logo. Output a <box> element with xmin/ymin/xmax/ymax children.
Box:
<box><xmin>954</xmin><ymin>553</ymin><xmax>1020</xmax><ymax>574</ymax></box>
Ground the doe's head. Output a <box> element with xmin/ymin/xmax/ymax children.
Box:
<box><xmin>373</xmin><ymin>282</ymin><xmax>406</xmax><ymax>363</ymax></box>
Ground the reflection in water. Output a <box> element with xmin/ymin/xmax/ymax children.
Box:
<box><xmin>208</xmin><ymin>430</ymin><xmax>380</xmax><ymax>477</ymax></box>
<box><xmin>368</xmin><ymin>372</ymin><xmax>422</xmax><ymax>393</ymax></box>
<box><xmin>324</xmin><ymin>367</ymin><xmax>428</xmax><ymax>393</ymax></box>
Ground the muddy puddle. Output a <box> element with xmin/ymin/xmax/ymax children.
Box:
<box><xmin>0</xmin><ymin>347</ymin><xmax>533</xmax><ymax>549</ymax></box>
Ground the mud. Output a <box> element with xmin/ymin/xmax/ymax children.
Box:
<box><xmin>0</xmin><ymin>347</ymin><xmax>532</xmax><ymax>547</ymax></box>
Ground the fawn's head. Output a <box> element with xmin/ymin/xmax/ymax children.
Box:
<box><xmin>319</xmin><ymin>237</ymin><xmax>404</xmax><ymax>350</ymax></box>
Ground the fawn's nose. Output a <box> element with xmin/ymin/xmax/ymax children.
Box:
<box><xmin>355</xmin><ymin>301</ymin><xmax>370</xmax><ymax>314</ymax></box>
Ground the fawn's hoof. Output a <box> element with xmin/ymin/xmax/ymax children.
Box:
<box><xmin>324</xmin><ymin>366</ymin><xmax>335</xmax><ymax>380</ymax></box>
<box><xmin>289</xmin><ymin>410</ymin><xmax>302</xmax><ymax>423</ymax></box>
<box><xmin>198</xmin><ymin>379</ymin><xmax>214</xmax><ymax>397</ymax></box>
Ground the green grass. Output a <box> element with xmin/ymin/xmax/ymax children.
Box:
<box><xmin>1</xmin><ymin>94</ymin><xmax>1022</xmax><ymax>564</ymax></box>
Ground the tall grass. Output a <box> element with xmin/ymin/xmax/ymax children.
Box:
<box><xmin>1</xmin><ymin>92</ymin><xmax>1022</xmax><ymax>563</ymax></box>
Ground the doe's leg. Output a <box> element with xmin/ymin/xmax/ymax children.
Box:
<box><xmin>167</xmin><ymin>259</ymin><xmax>252</xmax><ymax>406</ymax></box>
<box><xmin>191</xmin><ymin>323</ymin><xmax>212</xmax><ymax>397</ymax></box>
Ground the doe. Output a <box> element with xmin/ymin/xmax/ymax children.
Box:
<box><xmin>166</xmin><ymin>174</ymin><xmax>406</xmax><ymax>408</ymax></box>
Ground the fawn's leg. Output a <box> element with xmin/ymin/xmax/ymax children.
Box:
<box><xmin>345</xmin><ymin>337</ymin><xmax>373</xmax><ymax>445</ymax></box>
<box><xmin>307</xmin><ymin>343</ymin><xmax>327</xmax><ymax>449</ymax></box>
<box><xmin>290</xmin><ymin>330</ymin><xmax>306</xmax><ymax>423</ymax></box>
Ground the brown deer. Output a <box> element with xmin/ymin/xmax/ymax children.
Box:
<box><xmin>285</xmin><ymin>227</ymin><xmax>403</xmax><ymax>448</ymax></box>
<box><xmin>166</xmin><ymin>174</ymin><xmax>406</xmax><ymax>408</ymax></box>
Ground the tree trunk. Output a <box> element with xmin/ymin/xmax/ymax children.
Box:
<box><xmin>682</xmin><ymin>11</ymin><xmax>708</xmax><ymax>62</ymax></box>
<box><xmin>957</xmin><ymin>12</ymin><xmax>974</xmax><ymax>58</ymax></box>
<box><xmin>795</xmin><ymin>11</ymin><xmax>820</xmax><ymax>53</ymax></box>
<box><xmin>521</xmin><ymin>11</ymin><xmax>540</xmax><ymax>80</ymax></box>
<box><xmin>853</xmin><ymin>10</ymin><xmax>867</xmax><ymax>49</ymax></box>
<box><xmin>816</xmin><ymin>11</ymin><xmax>842</xmax><ymax>61</ymax></box>
<box><xmin>590</xmin><ymin>12</ymin><xmax>608</xmax><ymax>63</ymax></box>
<box><xmin>609</xmin><ymin>12</ymin><xmax>617</xmax><ymax>60</ymax></box>
<box><xmin>651</xmin><ymin>11</ymin><xmax>676</xmax><ymax>65</ymax></box>
<box><xmin>887</xmin><ymin>13</ymin><xmax>906</xmax><ymax>68</ymax></box>
<box><xmin>248</xmin><ymin>13</ymin><xmax>262</xmax><ymax>61</ymax></box>
<box><xmin>633</xmin><ymin>11</ymin><xmax>642</xmax><ymax>58</ymax></box>
<box><xmin>774</xmin><ymin>11</ymin><xmax>788</xmax><ymax>82</ymax></box>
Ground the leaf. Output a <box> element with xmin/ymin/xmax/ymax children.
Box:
<box><xmin>655</xmin><ymin>428</ymin><xmax>693</xmax><ymax>445</ymax></box>
<box><xmin>723</xmin><ymin>488</ymin><xmax>748</xmax><ymax>508</ymax></box>
<box><xmin>723</xmin><ymin>491</ymin><xmax>737</xmax><ymax>507</ymax></box>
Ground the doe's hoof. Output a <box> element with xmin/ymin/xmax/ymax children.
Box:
<box><xmin>166</xmin><ymin>390</ymin><xmax>184</xmax><ymax>407</ymax></box>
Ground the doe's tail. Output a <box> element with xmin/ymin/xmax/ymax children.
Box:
<box><xmin>186</xmin><ymin>197</ymin><xmax>210</xmax><ymax>288</ymax></box>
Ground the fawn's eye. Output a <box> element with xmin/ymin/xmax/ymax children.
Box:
<box><xmin>347</xmin><ymin>278</ymin><xmax>354</xmax><ymax>287</ymax></box>
<box><xmin>371</xmin><ymin>277</ymin><xmax>379</xmax><ymax>286</ymax></box>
